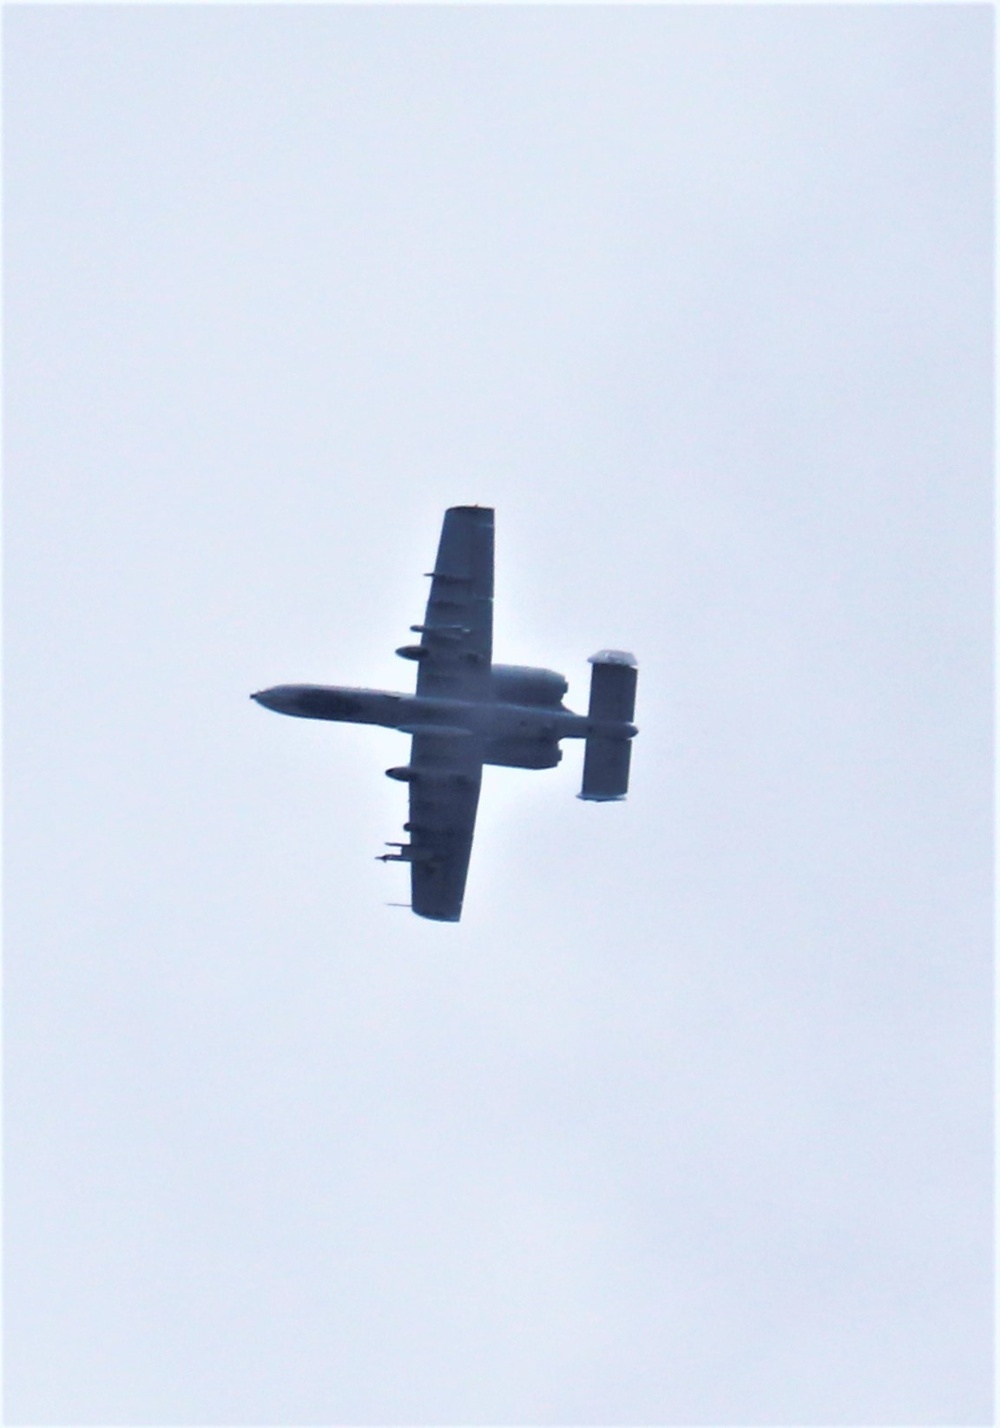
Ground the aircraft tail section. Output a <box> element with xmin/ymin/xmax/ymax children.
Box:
<box><xmin>579</xmin><ymin>651</ymin><xmax>638</xmax><ymax>801</ymax></box>
<box><xmin>585</xmin><ymin>649</ymin><xmax>637</xmax><ymax>722</ymax></box>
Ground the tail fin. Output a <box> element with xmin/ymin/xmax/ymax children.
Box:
<box><xmin>579</xmin><ymin>651</ymin><xmax>638</xmax><ymax>801</ymax></box>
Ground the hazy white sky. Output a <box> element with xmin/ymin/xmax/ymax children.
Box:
<box><xmin>4</xmin><ymin>5</ymin><xmax>993</xmax><ymax>1424</ymax></box>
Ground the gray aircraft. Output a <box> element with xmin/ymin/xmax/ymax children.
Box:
<box><xmin>252</xmin><ymin>506</ymin><xmax>638</xmax><ymax>922</ymax></box>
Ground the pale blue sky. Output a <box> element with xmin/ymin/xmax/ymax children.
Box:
<box><xmin>4</xmin><ymin>5</ymin><xmax>993</xmax><ymax>1424</ymax></box>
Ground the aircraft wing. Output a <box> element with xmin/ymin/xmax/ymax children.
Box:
<box><xmin>405</xmin><ymin>729</ymin><xmax>484</xmax><ymax>922</ymax></box>
<box><xmin>413</xmin><ymin>506</ymin><xmax>494</xmax><ymax>700</ymax></box>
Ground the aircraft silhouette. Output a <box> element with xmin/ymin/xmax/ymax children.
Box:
<box><xmin>252</xmin><ymin>506</ymin><xmax>638</xmax><ymax>922</ymax></box>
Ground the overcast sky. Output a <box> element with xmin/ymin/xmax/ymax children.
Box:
<box><xmin>4</xmin><ymin>5</ymin><xmax>994</xmax><ymax>1425</ymax></box>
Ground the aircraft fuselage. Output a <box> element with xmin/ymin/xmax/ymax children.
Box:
<box><xmin>251</xmin><ymin>683</ymin><xmax>634</xmax><ymax>744</ymax></box>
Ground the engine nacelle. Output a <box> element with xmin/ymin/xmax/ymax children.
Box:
<box><xmin>491</xmin><ymin>664</ymin><xmax>568</xmax><ymax>708</ymax></box>
<box><xmin>483</xmin><ymin>737</ymin><xmax>562</xmax><ymax>770</ymax></box>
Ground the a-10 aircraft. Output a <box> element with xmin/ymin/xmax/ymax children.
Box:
<box><xmin>252</xmin><ymin>506</ymin><xmax>638</xmax><ymax>922</ymax></box>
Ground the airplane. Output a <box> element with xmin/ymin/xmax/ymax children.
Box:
<box><xmin>252</xmin><ymin>506</ymin><xmax>638</xmax><ymax>922</ymax></box>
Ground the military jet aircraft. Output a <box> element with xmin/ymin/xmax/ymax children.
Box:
<box><xmin>252</xmin><ymin>506</ymin><xmax>638</xmax><ymax>922</ymax></box>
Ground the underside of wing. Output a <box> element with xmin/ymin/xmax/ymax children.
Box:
<box><xmin>405</xmin><ymin>730</ymin><xmax>483</xmax><ymax>922</ymax></box>
<box><xmin>413</xmin><ymin>506</ymin><xmax>494</xmax><ymax>701</ymax></box>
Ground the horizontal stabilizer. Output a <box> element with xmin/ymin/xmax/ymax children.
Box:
<box><xmin>579</xmin><ymin>737</ymin><xmax>632</xmax><ymax>801</ymax></box>
<box><xmin>586</xmin><ymin>650</ymin><xmax>637</xmax><ymax>723</ymax></box>
<box><xmin>580</xmin><ymin>650</ymin><xmax>638</xmax><ymax>800</ymax></box>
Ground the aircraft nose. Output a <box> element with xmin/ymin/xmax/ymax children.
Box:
<box><xmin>251</xmin><ymin>687</ymin><xmax>287</xmax><ymax>712</ymax></box>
